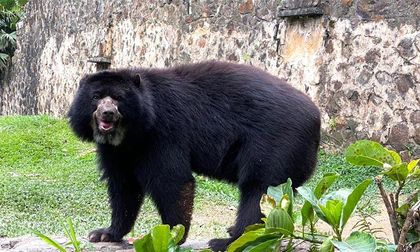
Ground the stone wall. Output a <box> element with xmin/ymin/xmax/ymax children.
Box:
<box><xmin>1</xmin><ymin>0</ymin><xmax>419</xmax><ymax>156</ymax></box>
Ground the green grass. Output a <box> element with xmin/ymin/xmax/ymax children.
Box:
<box><xmin>0</xmin><ymin>116</ymin><xmax>414</xmax><ymax>238</ymax></box>
<box><xmin>0</xmin><ymin>116</ymin><xmax>238</xmax><ymax>238</ymax></box>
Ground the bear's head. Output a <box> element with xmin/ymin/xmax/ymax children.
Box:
<box><xmin>68</xmin><ymin>70</ymin><xmax>155</xmax><ymax>146</ymax></box>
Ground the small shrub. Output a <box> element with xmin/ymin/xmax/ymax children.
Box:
<box><xmin>346</xmin><ymin>140</ymin><xmax>419</xmax><ymax>251</ymax></box>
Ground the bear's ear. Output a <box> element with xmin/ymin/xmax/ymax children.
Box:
<box><xmin>134</xmin><ymin>74</ymin><xmax>142</xmax><ymax>87</ymax></box>
<box><xmin>132</xmin><ymin>73</ymin><xmax>144</xmax><ymax>91</ymax></box>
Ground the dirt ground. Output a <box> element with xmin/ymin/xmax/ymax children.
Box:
<box><xmin>188</xmin><ymin>200</ymin><xmax>394</xmax><ymax>242</ymax></box>
<box><xmin>0</xmin><ymin>199</ymin><xmax>394</xmax><ymax>252</ymax></box>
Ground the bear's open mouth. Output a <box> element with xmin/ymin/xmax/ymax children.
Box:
<box><xmin>98</xmin><ymin>120</ymin><xmax>116</xmax><ymax>133</ymax></box>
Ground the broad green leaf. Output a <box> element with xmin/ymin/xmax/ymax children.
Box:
<box><xmin>228</xmin><ymin>229</ymin><xmax>265</xmax><ymax>251</ymax></box>
<box><xmin>408</xmin><ymin>159</ymin><xmax>420</xmax><ymax>180</ymax></box>
<box><xmin>341</xmin><ymin>179</ymin><xmax>372</xmax><ymax>229</ymax></box>
<box><xmin>244</xmin><ymin>224</ymin><xmax>265</xmax><ymax>233</ymax></box>
<box><xmin>396</xmin><ymin>203</ymin><xmax>410</xmax><ymax>216</ymax></box>
<box><xmin>345</xmin><ymin>140</ymin><xmax>394</xmax><ymax>167</ymax></box>
<box><xmin>409</xmin><ymin>167</ymin><xmax>420</xmax><ymax>179</ymax></box>
<box><xmin>279</xmin><ymin>194</ymin><xmax>291</xmax><ymax>211</ymax></box>
<box><xmin>242</xmin><ymin>238</ymin><xmax>279</xmax><ymax>252</ymax></box>
<box><xmin>320</xmin><ymin>236</ymin><xmax>334</xmax><ymax>252</ymax></box>
<box><xmin>151</xmin><ymin>225</ymin><xmax>171</xmax><ymax>252</ymax></box>
<box><xmin>319</xmin><ymin>200</ymin><xmax>343</xmax><ymax>229</ymax></box>
<box><xmin>170</xmin><ymin>224</ymin><xmax>185</xmax><ymax>245</ymax></box>
<box><xmin>33</xmin><ymin>230</ymin><xmax>67</xmax><ymax>252</ymax></box>
<box><xmin>383</xmin><ymin>163</ymin><xmax>408</xmax><ymax>182</ymax></box>
<box><xmin>302</xmin><ymin>173</ymin><xmax>339</xmax><ymax>227</ymax></box>
<box><xmin>331</xmin><ymin>231</ymin><xmax>377</xmax><ymax>252</ymax></box>
<box><xmin>133</xmin><ymin>233</ymin><xmax>154</xmax><ymax>252</ymax></box>
<box><xmin>320</xmin><ymin>189</ymin><xmax>351</xmax><ymax>206</ymax></box>
<box><xmin>319</xmin><ymin>188</ymin><xmax>351</xmax><ymax>232</ymax></box>
<box><xmin>387</xmin><ymin>149</ymin><xmax>402</xmax><ymax>165</ymax></box>
<box><xmin>266</xmin><ymin>208</ymin><xmax>294</xmax><ymax>235</ymax></box>
<box><xmin>297</xmin><ymin>186</ymin><xmax>328</xmax><ymax>223</ymax></box>
<box><xmin>314</xmin><ymin>173</ymin><xmax>340</xmax><ymax>198</ymax></box>
<box><xmin>267</xmin><ymin>184</ymin><xmax>282</xmax><ymax>203</ymax></box>
<box><xmin>408</xmin><ymin>159</ymin><xmax>419</xmax><ymax>173</ymax></box>
<box><xmin>282</xmin><ymin>178</ymin><xmax>294</xmax><ymax>217</ymax></box>
<box><xmin>376</xmin><ymin>240</ymin><xmax>397</xmax><ymax>252</ymax></box>
<box><xmin>296</xmin><ymin>186</ymin><xmax>318</xmax><ymax>206</ymax></box>
<box><xmin>260</xmin><ymin>194</ymin><xmax>276</xmax><ymax>217</ymax></box>
<box><xmin>301</xmin><ymin>201</ymin><xmax>314</xmax><ymax>227</ymax></box>
<box><xmin>267</xmin><ymin>178</ymin><xmax>294</xmax><ymax>217</ymax></box>
<box><xmin>227</xmin><ymin>229</ymin><xmax>278</xmax><ymax>252</ymax></box>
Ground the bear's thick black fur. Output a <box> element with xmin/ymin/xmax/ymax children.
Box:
<box><xmin>68</xmin><ymin>61</ymin><xmax>321</xmax><ymax>251</ymax></box>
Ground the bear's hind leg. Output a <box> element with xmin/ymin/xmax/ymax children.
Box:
<box><xmin>209</xmin><ymin>181</ymin><xmax>265</xmax><ymax>251</ymax></box>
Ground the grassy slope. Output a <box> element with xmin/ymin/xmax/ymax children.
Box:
<box><xmin>0</xmin><ymin>116</ymin><xmax>411</xmax><ymax>238</ymax></box>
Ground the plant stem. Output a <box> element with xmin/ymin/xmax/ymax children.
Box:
<box><xmin>309</xmin><ymin>221</ymin><xmax>316</xmax><ymax>241</ymax></box>
<box><xmin>375</xmin><ymin>176</ymin><xmax>400</xmax><ymax>243</ymax></box>
<box><xmin>292</xmin><ymin>234</ymin><xmax>323</xmax><ymax>244</ymax></box>
<box><xmin>336</xmin><ymin>228</ymin><xmax>342</xmax><ymax>241</ymax></box>
<box><xmin>397</xmin><ymin>200</ymin><xmax>420</xmax><ymax>252</ymax></box>
<box><xmin>390</xmin><ymin>193</ymin><xmax>396</xmax><ymax>211</ymax></box>
<box><xmin>294</xmin><ymin>229</ymin><xmax>330</xmax><ymax>238</ymax></box>
<box><xmin>395</xmin><ymin>181</ymin><xmax>405</xmax><ymax>210</ymax></box>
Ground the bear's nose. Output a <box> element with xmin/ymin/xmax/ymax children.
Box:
<box><xmin>102</xmin><ymin>110</ymin><xmax>115</xmax><ymax>120</ymax></box>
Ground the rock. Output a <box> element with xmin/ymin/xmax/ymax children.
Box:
<box><xmin>412</xmin><ymin>145</ymin><xmax>420</xmax><ymax>158</ymax></box>
<box><xmin>394</xmin><ymin>74</ymin><xmax>413</xmax><ymax>94</ymax></box>
<box><xmin>0</xmin><ymin>236</ymin><xmax>132</xmax><ymax>252</ymax></box>
<box><xmin>388</xmin><ymin>123</ymin><xmax>410</xmax><ymax>151</ymax></box>
<box><xmin>368</xmin><ymin>93</ymin><xmax>383</xmax><ymax>105</ymax></box>
<box><xmin>181</xmin><ymin>240</ymin><xmax>209</xmax><ymax>250</ymax></box>
<box><xmin>375</xmin><ymin>71</ymin><xmax>393</xmax><ymax>85</ymax></box>
<box><xmin>410</xmin><ymin>110</ymin><xmax>420</xmax><ymax>124</ymax></box>
<box><xmin>397</xmin><ymin>37</ymin><xmax>417</xmax><ymax>61</ymax></box>
<box><xmin>414</xmin><ymin>126</ymin><xmax>420</xmax><ymax>145</ymax></box>
<box><xmin>356</xmin><ymin>68</ymin><xmax>373</xmax><ymax>85</ymax></box>
<box><xmin>0</xmin><ymin>236</ymin><xmax>65</xmax><ymax>252</ymax></box>
<box><xmin>365</xmin><ymin>48</ymin><xmax>381</xmax><ymax>69</ymax></box>
<box><xmin>346</xmin><ymin>90</ymin><xmax>359</xmax><ymax>101</ymax></box>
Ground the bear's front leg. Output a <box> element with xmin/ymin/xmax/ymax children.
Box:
<box><xmin>150</xmin><ymin>178</ymin><xmax>195</xmax><ymax>244</ymax></box>
<box><xmin>89</xmin><ymin>173</ymin><xmax>144</xmax><ymax>242</ymax></box>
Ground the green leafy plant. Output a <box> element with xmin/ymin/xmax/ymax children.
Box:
<box><xmin>228</xmin><ymin>175</ymin><xmax>382</xmax><ymax>251</ymax></box>
<box><xmin>297</xmin><ymin>178</ymin><xmax>372</xmax><ymax>241</ymax></box>
<box><xmin>133</xmin><ymin>224</ymin><xmax>196</xmax><ymax>252</ymax></box>
<box><xmin>0</xmin><ymin>0</ymin><xmax>27</xmax><ymax>72</ymax></box>
<box><xmin>301</xmin><ymin>173</ymin><xmax>339</xmax><ymax>237</ymax></box>
<box><xmin>331</xmin><ymin>231</ymin><xmax>397</xmax><ymax>252</ymax></box>
<box><xmin>33</xmin><ymin>218</ymin><xmax>81</xmax><ymax>252</ymax></box>
<box><xmin>227</xmin><ymin>179</ymin><xmax>295</xmax><ymax>252</ymax></box>
<box><xmin>345</xmin><ymin>140</ymin><xmax>420</xmax><ymax>251</ymax></box>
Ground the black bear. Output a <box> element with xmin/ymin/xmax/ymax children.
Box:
<box><xmin>68</xmin><ymin>61</ymin><xmax>321</xmax><ymax>251</ymax></box>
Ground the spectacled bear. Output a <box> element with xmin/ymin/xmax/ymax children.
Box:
<box><xmin>68</xmin><ymin>61</ymin><xmax>321</xmax><ymax>251</ymax></box>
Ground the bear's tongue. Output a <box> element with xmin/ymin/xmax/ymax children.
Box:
<box><xmin>99</xmin><ymin>121</ymin><xmax>113</xmax><ymax>131</ymax></box>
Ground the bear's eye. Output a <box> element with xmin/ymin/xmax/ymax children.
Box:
<box><xmin>92</xmin><ymin>95</ymin><xmax>100</xmax><ymax>100</ymax></box>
